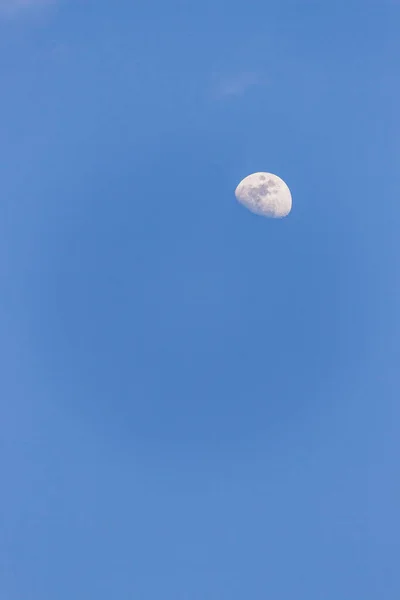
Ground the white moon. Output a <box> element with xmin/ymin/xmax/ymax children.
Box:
<box><xmin>235</xmin><ymin>172</ymin><xmax>292</xmax><ymax>218</ymax></box>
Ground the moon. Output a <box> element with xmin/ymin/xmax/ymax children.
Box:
<box><xmin>235</xmin><ymin>172</ymin><xmax>292</xmax><ymax>218</ymax></box>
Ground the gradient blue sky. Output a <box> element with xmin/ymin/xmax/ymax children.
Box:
<box><xmin>1</xmin><ymin>1</ymin><xmax>400</xmax><ymax>598</ymax></box>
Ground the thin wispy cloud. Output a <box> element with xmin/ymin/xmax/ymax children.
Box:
<box><xmin>212</xmin><ymin>71</ymin><xmax>265</xmax><ymax>99</ymax></box>
<box><xmin>0</xmin><ymin>0</ymin><xmax>55</xmax><ymax>17</ymax></box>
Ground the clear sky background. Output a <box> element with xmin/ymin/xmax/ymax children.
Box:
<box><xmin>1</xmin><ymin>1</ymin><xmax>399</xmax><ymax>598</ymax></box>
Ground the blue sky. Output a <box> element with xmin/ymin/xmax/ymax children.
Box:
<box><xmin>1</xmin><ymin>1</ymin><xmax>399</xmax><ymax>598</ymax></box>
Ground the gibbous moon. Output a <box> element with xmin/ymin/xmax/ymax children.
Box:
<box><xmin>235</xmin><ymin>172</ymin><xmax>292</xmax><ymax>218</ymax></box>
